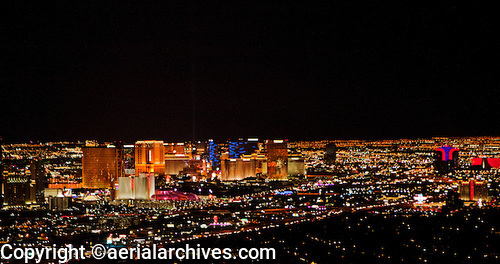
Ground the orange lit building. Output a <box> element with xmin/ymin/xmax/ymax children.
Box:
<box><xmin>164</xmin><ymin>142</ymin><xmax>185</xmax><ymax>154</ymax></box>
<box><xmin>135</xmin><ymin>140</ymin><xmax>165</xmax><ymax>175</ymax></box>
<box><xmin>266</xmin><ymin>140</ymin><xmax>288</xmax><ymax>180</ymax></box>
<box><xmin>82</xmin><ymin>145</ymin><xmax>124</xmax><ymax>188</ymax></box>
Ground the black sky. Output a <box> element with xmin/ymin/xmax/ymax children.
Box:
<box><xmin>2</xmin><ymin>2</ymin><xmax>499</xmax><ymax>143</ymax></box>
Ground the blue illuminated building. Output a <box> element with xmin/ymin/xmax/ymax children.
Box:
<box><xmin>208</xmin><ymin>140</ymin><xmax>220</xmax><ymax>170</ymax></box>
<box><xmin>228</xmin><ymin>139</ymin><xmax>246</xmax><ymax>159</ymax></box>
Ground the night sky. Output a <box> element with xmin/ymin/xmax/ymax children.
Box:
<box><xmin>2</xmin><ymin>2</ymin><xmax>499</xmax><ymax>143</ymax></box>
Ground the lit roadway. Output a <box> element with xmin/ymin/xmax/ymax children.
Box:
<box><xmin>103</xmin><ymin>191</ymin><xmax>412</xmax><ymax>247</ymax></box>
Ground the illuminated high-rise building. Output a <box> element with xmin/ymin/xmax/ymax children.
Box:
<box><xmin>135</xmin><ymin>140</ymin><xmax>165</xmax><ymax>175</ymax></box>
<box><xmin>195</xmin><ymin>141</ymin><xmax>207</xmax><ymax>156</ymax></box>
<box><xmin>228</xmin><ymin>138</ymin><xmax>259</xmax><ymax>160</ymax></box>
<box><xmin>288</xmin><ymin>156</ymin><xmax>305</xmax><ymax>176</ymax></box>
<box><xmin>4</xmin><ymin>174</ymin><xmax>30</xmax><ymax>206</ymax></box>
<box><xmin>228</xmin><ymin>139</ymin><xmax>245</xmax><ymax>159</ymax></box>
<box><xmin>123</xmin><ymin>144</ymin><xmax>135</xmax><ymax>170</ymax></box>
<box><xmin>221</xmin><ymin>158</ymin><xmax>258</xmax><ymax>181</ymax></box>
<box><xmin>165</xmin><ymin>142</ymin><xmax>185</xmax><ymax>154</ymax></box>
<box><xmin>459</xmin><ymin>180</ymin><xmax>490</xmax><ymax>202</ymax></box>
<box><xmin>82</xmin><ymin>144</ymin><xmax>124</xmax><ymax>188</ymax></box>
<box><xmin>266</xmin><ymin>140</ymin><xmax>288</xmax><ymax>180</ymax></box>
<box><xmin>434</xmin><ymin>145</ymin><xmax>459</xmax><ymax>174</ymax></box>
<box><xmin>208</xmin><ymin>139</ymin><xmax>220</xmax><ymax>171</ymax></box>
<box><xmin>242</xmin><ymin>153</ymin><xmax>267</xmax><ymax>175</ymax></box>
<box><xmin>165</xmin><ymin>155</ymin><xmax>189</xmax><ymax>175</ymax></box>
<box><xmin>117</xmin><ymin>173</ymin><xmax>155</xmax><ymax>200</ymax></box>
<box><xmin>164</xmin><ymin>142</ymin><xmax>188</xmax><ymax>177</ymax></box>
<box><xmin>3</xmin><ymin>159</ymin><xmax>45</xmax><ymax>207</ymax></box>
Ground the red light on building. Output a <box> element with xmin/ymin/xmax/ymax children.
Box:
<box><xmin>471</xmin><ymin>158</ymin><xmax>500</xmax><ymax>169</ymax></box>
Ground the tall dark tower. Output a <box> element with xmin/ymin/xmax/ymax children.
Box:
<box><xmin>325</xmin><ymin>143</ymin><xmax>337</xmax><ymax>165</ymax></box>
<box><xmin>30</xmin><ymin>159</ymin><xmax>45</xmax><ymax>204</ymax></box>
<box><xmin>245</xmin><ymin>138</ymin><xmax>259</xmax><ymax>155</ymax></box>
<box><xmin>434</xmin><ymin>146</ymin><xmax>459</xmax><ymax>174</ymax></box>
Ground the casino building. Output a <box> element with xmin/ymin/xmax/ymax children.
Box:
<box><xmin>434</xmin><ymin>145</ymin><xmax>459</xmax><ymax>174</ymax></box>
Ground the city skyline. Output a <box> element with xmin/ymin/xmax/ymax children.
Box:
<box><xmin>2</xmin><ymin>136</ymin><xmax>500</xmax><ymax>263</ymax></box>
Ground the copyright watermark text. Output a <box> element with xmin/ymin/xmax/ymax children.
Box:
<box><xmin>1</xmin><ymin>243</ymin><xmax>275</xmax><ymax>263</ymax></box>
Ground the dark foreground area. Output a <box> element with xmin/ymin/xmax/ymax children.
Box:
<box><xmin>85</xmin><ymin>207</ymin><xmax>500</xmax><ymax>264</ymax></box>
